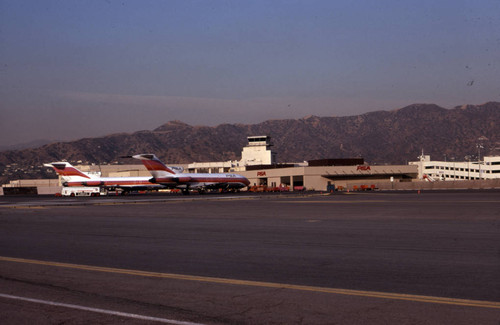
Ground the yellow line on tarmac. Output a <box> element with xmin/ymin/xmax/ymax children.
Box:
<box><xmin>278</xmin><ymin>200</ymin><xmax>390</xmax><ymax>204</ymax></box>
<box><xmin>1</xmin><ymin>256</ymin><xmax>499</xmax><ymax>310</ymax></box>
<box><xmin>280</xmin><ymin>200</ymin><xmax>500</xmax><ymax>204</ymax></box>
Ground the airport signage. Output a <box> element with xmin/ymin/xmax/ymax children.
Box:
<box><xmin>357</xmin><ymin>165</ymin><xmax>371</xmax><ymax>171</ymax></box>
<box><xmin>257</xmin><ymin>171</ymin><xmax>267</xmax><ymax>177</ymax></box>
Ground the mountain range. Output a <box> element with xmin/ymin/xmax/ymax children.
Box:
<box><xmin>1</xmin><ymin>102</ymin><xmax>499</xmax><ymax>183</ymax></box>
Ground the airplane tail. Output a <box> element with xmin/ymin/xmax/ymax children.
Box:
<box><xmin>126</xmin><ymin>154</ymin><xmax>178</xmax><ymax>179</ymax></box>
<box><xmin>44</xmin><ymin>162</ymin><xmax>95</xmax><ymax>181</ymax></box>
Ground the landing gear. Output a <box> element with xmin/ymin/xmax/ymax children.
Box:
<box><xmin>182</xmin><ymin>189</ymin><xmax>190</xmax><ymax>195</ymax></box>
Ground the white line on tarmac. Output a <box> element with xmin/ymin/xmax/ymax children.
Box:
<box><xmin>0</xmin><ymin>293</ymin><xmax>206</xmax><ymax>325</ymax></box>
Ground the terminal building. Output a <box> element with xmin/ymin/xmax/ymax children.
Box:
<box><xmin>239</xmin><ymin>162</ymin><xmax>417</xmax><ymax>191</ymax></box>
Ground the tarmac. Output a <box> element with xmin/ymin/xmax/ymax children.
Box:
<box><xmin>0</xmin><ymin>191</ymin><xmax>499</xmax><ymax>324</ymax></box>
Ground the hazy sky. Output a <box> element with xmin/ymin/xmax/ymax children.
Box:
<box><xmin>1</xmin><ymin>0</ymin><xmax>499</xmax><ymax>147</ymax></box>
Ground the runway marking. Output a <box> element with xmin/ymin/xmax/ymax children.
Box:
<box><xmin>1</xmin><ymin>256</ymin><xmax>500</xmax><ymax>310</ymax></box>
<box><xmin>0</xmin><ymin>293</ymin><xmax>205</xmax><ymax>325</ymax></box>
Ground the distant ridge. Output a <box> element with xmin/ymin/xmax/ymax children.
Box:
<box><xmin>0</xmin><ymin>139</ymin><xmax>59</xmax><ymax>152</ymax></box>
<box><xmin>1</xmin><ymin>102</ymin><xmax>499</xmax><ymax>183</ymax></box>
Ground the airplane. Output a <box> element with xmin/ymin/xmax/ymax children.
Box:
<box><xmin>124</xmin><ymin>154</ymin><xmax>250</xmax><ymax>194</ymax></box>
<box><xmin>44</xmin><ymin>161</ymin><xmax>166</xmax><ymax>193</ymax></box>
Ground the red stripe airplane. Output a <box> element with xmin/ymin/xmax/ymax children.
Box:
<box><xmin>126</xmin><ymin>154</ymin><xmax>250</xmax><ymax>194</ymax></box>
<box><xmin>44</xmin><ymin>162</ymin><xmax>165</xmax><ymax>192</ymax></box>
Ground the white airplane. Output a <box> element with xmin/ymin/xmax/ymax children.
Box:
<box><xmin>44</xmin><ymin>162</ymin><xmax>165</xmax><ymax>193</ymax></box>
<box><xmin>125</xmin><ymin>154</ymin><xmax>250</xmax><ymax>194</ymax></box>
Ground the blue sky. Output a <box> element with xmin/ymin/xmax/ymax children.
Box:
<box><xmin>1</xmin><ymin>0</ymin><xmax>499</xmax><ymax>147</ymax></box>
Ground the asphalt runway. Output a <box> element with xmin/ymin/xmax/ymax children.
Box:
<box><xmin>0</xmin><ymin>191</ymin><xmax>499</xmax><ymax>324</ymax></box>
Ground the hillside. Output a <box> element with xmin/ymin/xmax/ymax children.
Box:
<box><xmin>1</xmin><ymin>102</ymin><xmax>499</xmax><ymax>183</ymax></box>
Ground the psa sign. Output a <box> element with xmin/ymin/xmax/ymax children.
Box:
<box><xmin>357</xmin><ymin>165</ymin><xmax>371</xmax><ymax>171</ymax></box>
<box><xmin>257</xmin><ymin>171</ymin><xmax>266</xmax><ymax>177</ymax></box>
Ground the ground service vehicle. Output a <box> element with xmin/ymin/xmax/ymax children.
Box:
<box><xmin>60</xmin><ymin>187</ymin><xmax>105</xmax><ymax>197</ymax></box>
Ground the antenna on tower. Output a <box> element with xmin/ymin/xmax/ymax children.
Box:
<box><xmin>418</xmin><ymin>149</ymin><xmax>425</xmax><ymax>161</ymax></box>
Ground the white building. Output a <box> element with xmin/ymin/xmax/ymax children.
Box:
<box><xmin>410</xmin><ymin>155</ymin><xmax>500</xmax><ymax>181</ymax></box>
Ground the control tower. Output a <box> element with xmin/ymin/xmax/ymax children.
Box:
<box><xmin>240</xmin><ymin>136</ymin><xmax>276</xmax><ymax>166</ymax></box>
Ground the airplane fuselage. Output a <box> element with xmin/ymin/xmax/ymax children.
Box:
<box><xmin>154</xmin><ymin>173</ymin><xmax>250</xmax><ymax>190</ymax></box>
<box><xmin>62</xmin><ymin>176</ymin><xmax>163</xmax><ymax>188</ymax></box>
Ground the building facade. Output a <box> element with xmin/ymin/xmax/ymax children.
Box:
<box><xmin>239</xmin><ymin>164</ymin><xmax>417</xmax><ymax>191</ymax></box>
<box><xmin>410</xmin><ymin>155</ymin><xmax>500</xmax><ymax>181</ymax></box>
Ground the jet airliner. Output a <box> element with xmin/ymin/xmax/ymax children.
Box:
<box><xmin>126</xmin><ymin>154</ymin><xmax>250</xmax><ymax>194</ymax></box>
<box><xmin>44</xmin><ymin>162</ymin><xmax>164</xmax><ymax>192</ymax></box>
